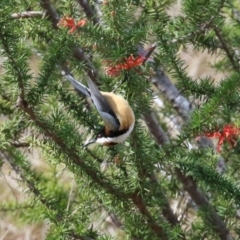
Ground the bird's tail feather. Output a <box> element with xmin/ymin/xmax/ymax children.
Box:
<box><xmin>63</xmin><ymin>72</ymin><xmax>90</xmax><ymax>97</ymax></box>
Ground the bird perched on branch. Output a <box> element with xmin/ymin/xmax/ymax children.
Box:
<box><xmin>64</xmin><ymin>74</ymin><xmax>135</xmax><ymax>147</ymax></box>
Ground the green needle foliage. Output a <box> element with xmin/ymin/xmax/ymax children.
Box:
<box><xmin>1</xmin><ymin>0</ymin><xmax>240</xmax><ymax>239</ymax></box>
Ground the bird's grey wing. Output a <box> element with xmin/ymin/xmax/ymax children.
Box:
<box><xmin>87</xmin><ymin>79</ymin><xmax>120</xmax><ymax>131</ymax></box>
<box><xmin>65</xmin><ymin>74</ymin><xmax>90</xmax><ymax>97</ymax></box>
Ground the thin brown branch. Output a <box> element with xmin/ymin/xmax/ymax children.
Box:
<box><xmin>11</xmin><ymin>11</ymin><xmax>44</xmax><ymax>19</ymax></box>
<box><xmin>107</xmin><ymin>210</ymin><xmax>123</xmax><ymax>229</ymax></box>
<box><xmin>131</xmin><ymin>191</ymin><xmax>168</xmax><ymax>240</ymax></box>
<box><xmin>171</xmin><ymin>18</ymin><xmax>213</xmax><ymax>44</ymax></box>
<box><xmin>174</xmin><ymin>168</ymin><xmax>233</xmax><ymax>240</ymax></box>
<box><xmin>143</xmin><ymin>111</ymin><xmax>169</xmax><ymax>145</ymax></box>
<box><xmin>136</xmin><ymin>44</ymin><xmax>192</xmax><ymax>122</ymax></box>
<box><xmin>170</xmin><ymin>0</ymin><xmax>225</xmax><ymax>47</ymax></box>
<box><xmin>152</xmin><ymin>68</ymin><xmax>191</xmax><ymax>122</ymax></box>
<box><xmin>11</xmin><ymin>141</ymin><xmax>30</xmax><ymax>148</ymax></box>
<box><xmin>131</xmin><ymin>145</ymin><xmax>184</xmax><ymax>238</ymax></box>
<box><xmin>213</xmin><ymin>26</ymin><xmax>239</xmax><ymax>72</ymax></box>
<box><xmin>148</xmin><ymin>173</ymin><xmax>181</xmax><ymax>228</ymax></box>
<box><xmin>73</xmin><ymin>47</ymin><xmax>98</xmax><ymax>83</ymax></box>
<box><xmin>40</xmin><ymin>0</ymin><xmax>59</xmax><ymax>29</ymax></box>
<box><xmin>76</xmin><ymin>0</ymin><xmax>99</xmax><ymax>25</ymax></box>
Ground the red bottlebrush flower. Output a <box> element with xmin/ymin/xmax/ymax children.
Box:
<box><xmin>105</xmin><ymin>64</ymin><xmax>122</xmax><ymax>77</ymax></box>
<box><xmin>58</xmin><ymin>17</ymin><xmax>86</xmax><ymax>33</ymax></box>
<box><xmin>203</xmin><ymin>124</ymin><xmax>240</xmax><ymax>152</ymax></box>
<box><xmin>76</xmin><ymin>19</ymin><xmax>87</xmax><ymax>27</ymax></box>
<box><xmin>105</xmin><ymin>46</ymin><xmax>156</xmax><ymax>77</ymax></box>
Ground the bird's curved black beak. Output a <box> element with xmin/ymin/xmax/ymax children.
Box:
<box><xmin>83</xmin><ymin>139</ymin><xmax>96</xmax><ymax>148</ymax></box>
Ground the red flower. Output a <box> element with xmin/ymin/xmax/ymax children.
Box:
<box><xmin>76</xmin><ymin>19</ymin><xmax>87</xmax><ymax>27</ymax></box>
<box><xmin>58</xmin><ymin>17</ymin><xmax>87</xmax><ymax>33</ymax></box>
<box><xmin>203</xmin><ymin>124</ymin><xmax>240</xmax><ymax>152</ymax></box>
<box><xmin>105</xmin><ymin>46</ymin><xmax>155</xmax><ymax>77</ymax></box>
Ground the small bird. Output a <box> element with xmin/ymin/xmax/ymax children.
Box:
<box><xmin>64</xmin><ymin>74</ymin><xmax>135</xmax><ymax>147</ymax></box>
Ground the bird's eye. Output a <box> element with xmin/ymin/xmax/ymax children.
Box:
<box><xmin>96</xmin><ymin>133</ymin><xmax>103</xmax><ymax>139</ymax></box>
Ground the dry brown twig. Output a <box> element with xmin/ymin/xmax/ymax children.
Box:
<box><xmin>11</xmin><ymin>11</ymin><xmax>45</xmax><ymax>19</ymax></box>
